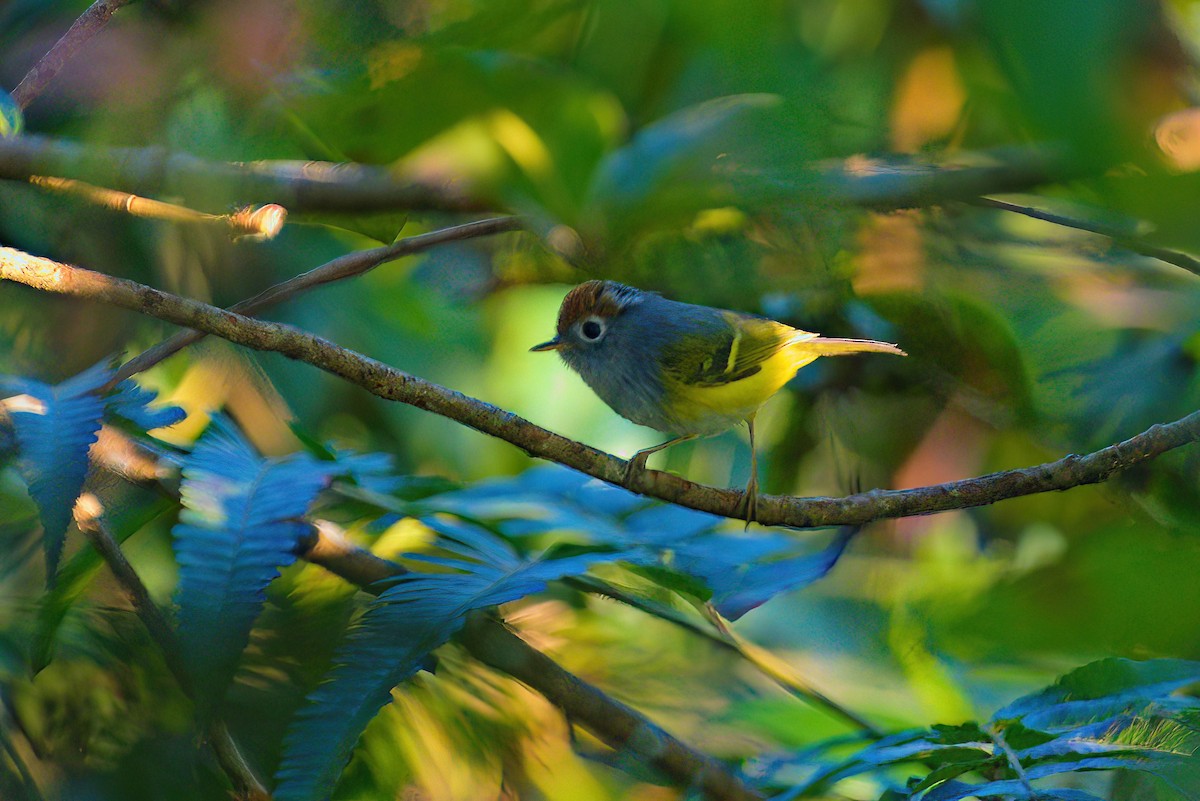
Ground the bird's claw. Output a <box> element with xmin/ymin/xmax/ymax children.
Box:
<box><xmin>623</xmin><ymin>452</ymin><xmax>650</xmax><ymax>488</ymax></box>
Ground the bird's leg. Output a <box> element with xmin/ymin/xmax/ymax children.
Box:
<box><xmin>739</xmin><ymin>415</ymin><xmax>759</xmax><ymax>528</ymax></box>
<box><xmin>623</xmin><ymin>434</ymin><xmax>697</xmax><ymax>488</ymax></box>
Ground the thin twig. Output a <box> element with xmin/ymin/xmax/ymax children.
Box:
<box><xmin>27</xmin><ymin>176</ymin><xmax>287</xmax><ymax>239</ymax></box>
<box><xmin>12</xmin><ymin>1</ymin><xmax>139</xmax><ymax>110</ymax></box>
<box><xmin>569</xmin><ymin>576</ymin><xmax>881</xmax><ymax>735</ymax></box>
<box><xmin>4</xmin><ymin>245</ymin><xmax>1199</xmax><ymax>529</ymax></box>
<box><xmin>296</xmin><ymin>525</ymin><xmax>762</xmax><ymax>801</ymax></box>
<box><xmin>986</xmin><ymin>723</ymin><xmax>1037</xmax><ymax>797</ymax></box>
<box><xmin>72</xmin><ymin>494</ymin><xmax>270</xmax><ymax>800</ymax></box>
<box><xmin>974</xmin><ymin>196</ymin><xmax>1200</xmax><ymax>279</ymax></box>
<box><xmin>106</xmin><ymin>215</ymin><xmax>521</xmax><ymax>387</ymax></box>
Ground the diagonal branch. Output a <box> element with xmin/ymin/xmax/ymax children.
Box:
<box><xmin>298</xmin><ymin>524</ymin><xmax>762</xmax><ymax>801</ymax></box>
<box><xmin>4</xmin><ymin>245</ymin><xmax>1199</xmax><ymax>528</ymax></box>
<box><xmin>568</xmin><ymin>575</ymin><xmax>881</xmax><ymax>735</ymax></box>
<box><xmin>11</xmin><ymin>1</ymin><xmax>139</xmax><ymax>110</ymax></box>
<box><xmin>974</xmin><ymin>196</ymin><xmax>1200</xmax><ymax>279</ymax></box>
<box><xmin>107</xmin><ymin>215</ymin><xmax>521</xmax><ymax>387</ymax></box>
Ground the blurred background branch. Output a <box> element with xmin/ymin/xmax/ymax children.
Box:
<box><xmin>107</xmin><ymin>215</ymin><xmax>521</xmax><ymax>387</ymax></box>
<box><xmin>11</xmin><ymin>0</ymin><xmax>138</xmax><ymax>110</ymax></box>
<box><xmin>0</xmin><ymin>135</ymin><xmax>1093</xmax><ymax>217</ymax></box>
<box><xmin>26</xmin><ymin>177</ymin><xmax>287</xmax><ymax>240</ymax></box>
<box><xmin>301</xmin><ymin>524</ymin><xmax>765</xmax><ymax>801</ymax></box>
<box><xmin>0</xmin><ymin>135</ymin><xmax>490</xmax><ymax>213</ymax></box>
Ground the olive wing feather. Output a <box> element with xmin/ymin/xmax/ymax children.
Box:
<box><xmin>660</xmin><ymin>311</ymin><xmax>807</xmax><ymax>387</ymax></box>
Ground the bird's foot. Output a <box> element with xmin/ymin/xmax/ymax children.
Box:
<box><xmin>622</xmin><ymin>451</ymin><xmax>651</xmax><ymax>489</ymax></box>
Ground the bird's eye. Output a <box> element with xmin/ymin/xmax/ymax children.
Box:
<box><xmin>580</xmin><ymin>317</ymin><xmax>605</xmax><ymax>341</ymax></box>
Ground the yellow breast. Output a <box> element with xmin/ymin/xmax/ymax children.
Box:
<box><xmin>666</xmin><ymin>340</ymin><xmax>818</xmax><ymax>434</ymax></box>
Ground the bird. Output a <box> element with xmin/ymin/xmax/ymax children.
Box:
<box><xmin>531</xmin><ymin>280</ymin><xmax>906</xmax><ymax>524</ymax></box>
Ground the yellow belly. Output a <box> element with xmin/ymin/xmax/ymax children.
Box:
<box><xmin>666</xmin><ymin>344</ymin><xmax>818</xmax><ymax>434</ymax></box>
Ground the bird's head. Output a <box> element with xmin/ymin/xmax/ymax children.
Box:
<box><xmin>530</xmin><ymin>280</ymin><xmax>645</xmax><ymax>356</ymax></box>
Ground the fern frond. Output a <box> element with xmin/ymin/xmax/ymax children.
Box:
<box><xmin>0</xmin><ymin>362</ymin><xmax>112</xmax><ymax>581</ymax></box>
<box><xmin>173</xmin><ymin>417</ymin><xmax>339</xmax><ymax>711</ymax></box>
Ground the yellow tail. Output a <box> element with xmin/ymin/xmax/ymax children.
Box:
<box><xmin>801</xmin><ymin>337</ymin><xmax>907</xmax><ymax>358</ymax></box>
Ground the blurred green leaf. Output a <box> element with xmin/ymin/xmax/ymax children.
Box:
<box><xmin>978</xmin><ymin>0</ymin><xmax>1156</xmax><ymax>163</ymax></box>
<box><xmin>584</xmin><ymin>94</ymin><xmax>820</xmax><ymax>242</ymax></box>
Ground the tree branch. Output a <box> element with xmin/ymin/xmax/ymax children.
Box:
<box><xmin>0</xmin><ymin>135</ymin><xmax>489</xmax><ymax>214</ymax></box>
<box><xmin>107</xmin><ymin>215</ymin><xmax>521</xmax><ymax>387</ymax></box>
<box><xmin>822</xmin><ymin>146</ymin><xmax>1078</xmax><ymax>210</ymax></box>
<box><xmin>297</xmin><ymin>524</ymin><xmax>763</xmax><ymax>801</ymax></box>
<box><xmin>4</xmin><ymin>245</ymin><xmax>1198</xmax><ymax>528</ymax></box>
<box><xmin>11</xmin><ymin>1</ymin><xmax>138</xmax><ymax>110</ymax></box>
<box><xmin>974</xmin><ymin>196</ymin><xmax>1200</xmax><ymax>279</ymax></box>
<box><xmin>72</xmin><ymin>494</ymin><xmax>269</xmax><ymax>800</ymax></box>
<box><xmin>0</xmin><ymin>134</ymin><xmax>1079</xmax><ymax>216</ymax></box>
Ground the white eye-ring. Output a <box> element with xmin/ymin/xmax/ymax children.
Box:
<box><xmin>578</xmin><ymin>316</ymin><xmax>607</xmax><ymax>342</ymax></box>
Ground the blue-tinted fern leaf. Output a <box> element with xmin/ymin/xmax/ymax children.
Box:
<box><xmin>671</xmin><ymin>527</ymin><xmax>854</xmax><ymax>620</ymax></box>
<box><xmin>775</xmin><ymin>659</ymin><xmax>1200</xmax><ymax>801</ymax></box>
<box><xmin>993</xmin><ymin>658</ymin><xmax>1200</xmax><ymax>728</ymax></box>
<box><xmin>274</xmin><ymin>518</ymin><xmax>632</xmax><ymax>801</ymax></box>
<box><xmin>174</xmin><ymin>417</ymin><xmax>340</xmax><ymax>711</ymax></box>
<box><xmin>781</xmin><ymin>726</ymin><xmax>996</xmax><ymax>796</ymax></box>
<box><xmin>105</xmin><ymin>381</ymin><xmax>186</xmax><ymax>431</ymax></box>
<box><xmin>919</xmin><ymin>781</ymin><xmax>1105</xmax><ymax>801</ymax></box>
<box><xmin>427</xmin><ymin>465</ymin><xmax>856</xmax><ymax>618</ymax></box>
<box><xmin>0</xmin><ymin>362</ymin><xmax>112</xmax><ymax>581</ymax></box>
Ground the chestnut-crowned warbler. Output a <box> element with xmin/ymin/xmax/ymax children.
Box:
<box><xmin>532</xmin><ymin>280</ymin><xmax>906</xmax><ymax>523</ymax></box>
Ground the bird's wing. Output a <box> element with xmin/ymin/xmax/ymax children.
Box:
<box><xmin>660</xmin><ymin>311</ymin><xmax>812</xmax><ymax>387</ymax></box>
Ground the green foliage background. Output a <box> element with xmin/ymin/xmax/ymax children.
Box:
<box><xmin>2</xmin><ymin>0</ymin><xmax>1200</xmax><ymax>799</ymax></box>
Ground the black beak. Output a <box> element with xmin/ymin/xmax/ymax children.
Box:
<box><xmin>530</xmin><ymin>337</ymin><xmax>563</xmax><ymax>352</ymax></box>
